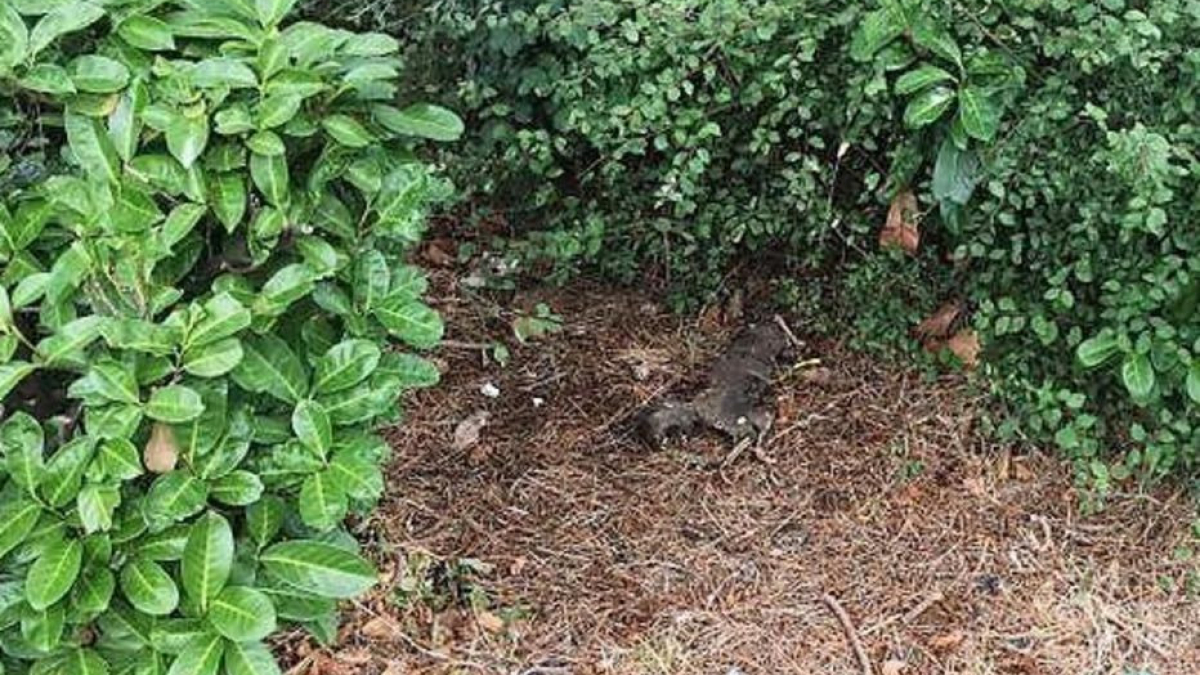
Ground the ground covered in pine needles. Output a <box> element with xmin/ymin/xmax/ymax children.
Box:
<box><xmin>281</xmin><ymin>282</ymin><xmax>1200</xmax><ymax>675</ymax></box>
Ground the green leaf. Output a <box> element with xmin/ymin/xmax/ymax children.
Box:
<box><xmin>1121</xmin><ymin>353</ymin><xmax>1155</xmax><ymax>400</ymax></box>
<box><xmin>313</xmin><ymin>339</ymin><xmax>381</xmax><ymax>394</ymax></box>
<box><xmin>88</xmin><ymin>360</ymin><xmax>141</xmax><ymax>404</ymax></box>
<box><xmin>183</xmin><ymin>338</ymin><xmax>244</xmax><ymax>378</ymax></box>
<box><xmin>912</xmin><ymin>18</ymin><xmax>962</xmax><ymax>66</ymax></box>
<box><xmin>148</xmin><ymin>385</ymin><xmax>206</xmax><ymax>423</ymax></box>
<box><xmin>298</xmin><ymin>472</ymin><xmax>346</xmax><ymax>532</ymax></box>
<box><xmin>146</xmin><ymin>471</ymin><xmax>209</xmax><ymax>523</ymax></box>
<box><xmin>70</xmin><ymin>55</ymin><xmax>130</xmax><ymax>93</ymax></box>
<box><xmin>254</xmin><ymin>0</ymin><xmax>297</xmax><ymax>28</ymax></box>
<box><xmin>78</xmin><ymin>483</ymin><xmax>120</xmax><ymax>533</ymax></box>
<box><xmin>328</xmin><ymin>452</ymin><xmax>383</xmax><ymax>502</ymax></box>
<box><xmin>0</xmin><ymin>498</ymin><xmax>41</xmax><ymax>559</ymax></box>
<box><xmin>260</xmin><ymin>540</ymin><xmax>376</xmax><ymax>598</ymax></box>
<box><xmin>19</xmin><ymin>63</ymin><xmax>76</xmax><ymax>94</ymax></box>
<box><xmin>22</xmin><ymin>603</ymin><xmax>66</xmax><ymax>652</ymax></box>
<box><xmin>250</xmin><ymin>152</ymin><xmax>289</xmax><ymax>206</ymax></box>
<box><xmin>72</xmin><ymin>567</ymin><xmax>115</xmax><ymax>617</ymax></box>
<box><xmin>191</xmin><ymin>58</ymin><xmax>258</xmax><ymax>89</ymax></box>
<box><xmin>160</xmin><ymin>202</ymin><xmax>206</xmax><ymax>249</ymax></box>
<box><xmin>99</xmin><ymin>438</ymin><xmax>143</xmax><ymax>480</ymax></box>
<box><xmin>209</xmin><ymin>173</ymin><xmax>247</xmax><ymax>233</ymax></box>
<box><xmin>254</xmin><ymin>264</ymin><xmax>314</xmax><ymax>316</ymax></box>
<box><xmin>210</xmin><ymin>470</ymin><xmax>263</xmax><ymax>506</ymax></box>
<box><xmin>0</xmin><ymin>4</ymin><xmax>28</xmax><ymax>70</ymax></box>
<box><xmin>3</xmin><ymin>412</ymin><xmax>44</xmax><ymax>494</ymax></box>
<box><xmin>292</xmin><ymin>399</ymin><xmax>332</xmax><ymax>457</ymax></box>
<box><xmin>223</xmin><ymin>641</ymin><xmax>281</xmax><ymax>675</ymax></box>
<box><xmin>26</xmin><ymin>538</ymin><xmax>82</xmax><ymax>610</ymax></box>
<box><xmin>1076</xmin><ymin>333</ymin><xmax>1120</xmax><ymax>368</ymax></box>
<box><xmin>29</xmin><ymin>1</ymin><xmax>105</xmax><ymax>56</ymax></box>
<box><xmin>41</xmin><ymin>435</ymin><xmax>96</xmax><ymax>507</ymax></box>
<box><xmin>232</xmin><ymin>335</ymin><xmax>309</xmax><ymax>404</ymax></box>
<box><xmin>255</xmin><ymin>94</ymin><xmax>301</xmax><ymax>129</ymax></box>
<box><xmin>59</xmin><ymin>648</ymin><xmax>111</xmax><ymax>675</ymax></box>
<box><xmin>246</xmin><ymin>130</ymin><xmax>285</xmax><ymax>157</ymax></box>
<box><xmin>245</xmin><ymin>496</ymin><xmax>284</xmax><ymax>549</ymax></box>
<box><xmin>181</xmin><ymin>511</ymin><xmax>234</xmax><ymax>612</ymax></box>
<box><xmin>849</xmin><ymin>5</ymin><xmax>905</xmax><ymax>62</ymax></box>
<box><xmin>353</xmin><ymin>250</ymin><xmax>389</xmax><ymax>312</ymax></box>
<box><xmin>121</xmin><ymin>558</ymin><xmax>179</xmax><ymax>616</ymax></box>
<box><xmin>141</xmin><ymin>525</ymin><xmax>191</xmax><ymax>561</ymax></box>
<box><xmin>66</xmin><ymin>111</ymin><xmax>121</xmax><ymax>183</ymax></box>
<box><xmin>166</xmin><ymin>633</ymin><xmax>224</xmax><ymax>675</ymax></box>
<box><xmin>372</xmin><ymin>103</ymin><xmax>464</xmax><ymax>142</ymax></box>
<box><xmin>0</xmin><ymin>361</ymin><xmax>36</xmax><ymax>399</ymax></box>
<box><xmin>207</xmin><ymin>587</ymin><xmax>275</xmax><ymax>642</ymax></box>
<box><xmin>118</xmin><ymin>15</ymin><xmax>175</xmax><ymax>50</ymax></box>
<box><xmin>320</xmin><ymin>114</ymin><xmax>373</xmax><ymax>148</ymax></box>
<box><xmin>903</xmin><ymin>86</ymin><xmax>955</xmax><ymax>129</ymax></box>
<box><xmin>1188</xmin><ymin>361</ymin><xmax>1200</xmax><ymax>405</ymax></box>
<box><xmin>188</xmin><ymin>293</ymin><xmax>252</xmax><ymax>349</ymax></box>
<box><xmin>895</xmin><ymin>64</ymin><xmax>955</xmax><ymax>95</ymax></box>
<box><xmin>109</xmin><ymin>81</ymin><xmax>148</xmax><ymax>162</ymax></box>
<box><xmin>931</xmin><ymin>138</ymin><xmax>979</xmax><ymax>205</ymax></box>
<box><xmin>216</xmin><ymin>105</ymin><xmax>255</xmax><ymax>134</ymax></box>
<box><xmin>168</xmin><ymin>114</ymin><xmax>210</xmax><ymax>169</ymax></box>
<box><xmin>374</xmin><ymin>300</ymin><xmax>443</xmax><ymax>350</ymax></box>
<box><xmin>958</xmin><ymin>86</ymin><xmax>1001</xmax><ymax>142</ymax></box>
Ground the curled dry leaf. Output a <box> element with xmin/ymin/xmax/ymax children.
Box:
<box><xmin>453</xmin><ymin>411</ymin><xmax>490</xmax><ymax>450</ymax></box>
<box><xmin>475</xmin><ymin>610</ymin><xmax>505</xmax><ymax>634</ymax></box>
<box><xmin>946</xmin><ymin>329</ymin><xmax>980</xmax><ymax>368</ymax></box>
<box><xmin>913</xmin><ymin>300</ymin><xmax>965</xmax><ymax>342</ymax></box>
<box><xmin>880</xmin><ymin>189</ymin><xmax>920</xmax><ymax>253</ymax></box>
<box><xmin>881</xmin><ymin>660</ymin><xmax>908</xmax><ymax>675</ymax></box>
<box><xmin>143</xmin><ymin>422</ymin><xmax>178</xmax><ymax>473</ymax></box>
<box><xmin>930</xmin><ymin>629</ymin><xmax>967</xmax><ymax>651</ymax></box>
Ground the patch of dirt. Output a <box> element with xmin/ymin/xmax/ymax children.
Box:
<box><xmin>313</xmin><ymin>282</ymin><xmax>1200</xmax><ymax>675</ymax></box>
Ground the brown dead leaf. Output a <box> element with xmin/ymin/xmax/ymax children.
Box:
<box><xmin>880</xmin><ymin>190</ymin><xmax>920</xmax><ymax>253</ymax></box>
<box><xmin>381</xmin><ymin>662</ymin><xmax>408</xmax><ymax>675</ymax></box>
<box><xmin>946</xmin><ymin>329</ymin><xmax>980</xmax><ymax>368</ymax></box>
<box><xmin>334</xmin><ymin>648</ymin><xmax>371</xmax><ymax>665</ymax></box>
<box><xmin>453</xmin><ymin>411</ymin><xmax>490</xmax><ymax>451</ymax></box>
<box><xmin>421</xmin><ymin>238</ymin><xmax>457</xmax><ymax>267</ymax></box>
<box><xmin>143</xmin><ymin>422</ymin><xmax>178</xmax><ymax>474</ymax></box>
<box><xmin>882</xmin><ymin>660</ymin><xmax>908</xmax><ymax>675</ymax></box>
<box><xmin>913</xmin><ymin>300</ymin><xmax>965</xmax><ymax>342</ymax></box>
<box><xmin>475</xmin><ymin>610</ymin><xmax>505</xmax><ymax>634</ymax></box>
<box><xmin>930</xmin><ymin>630</ymin><xmax>966</xmax><ymax>651</ymax></box>
<box><xmin>361</xmin><ymin>616</ymin><xmax>401</xmax><ymax>640</ymax></box>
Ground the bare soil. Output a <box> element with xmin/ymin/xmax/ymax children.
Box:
<box><xmin>286</xmin><ymin>283</ymin><xmax>1200</xmax><ymax>675</ymax></box>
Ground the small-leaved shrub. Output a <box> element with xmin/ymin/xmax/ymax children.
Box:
<box><xmin>318</xmin><ymin>0</ymin><xmax>1199</xmax><ymax>485</ymax></box>
<box><xmin>0</xmin><ymin>1</ymin><xmax>462</xmax><ymax>673</ymax></box>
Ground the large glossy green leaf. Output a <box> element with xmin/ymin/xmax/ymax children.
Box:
<box><xmin>181</xmin><ymin>511</ymin><xmax>234</xmax><ymax>612</ymax></box>
<box><xmin>0</xmin><ymin>361</ymin><xmax>36</xmax><ymax>400</ymax></box>
<box><xmin>254</xmin><ymin>0</ymin><xmax>297</xmax><ymax>28</ymax></box>
<box><xmin>146</xmin><ymin>471</ymin><xmax>209</xmax><ymax>523</ymax></box>
<box><xmin>70</xmin><ymin>55</ymin><xmax>130</xmax><ymax>93</ymax></box>
<box><xmin>849</xmin><ymin>5</ymin><xmax>905</xmax><ymax>62</ymax></box>
<box><xmin>255</xmin><ymin>94</ymin><xmax>301</xmax><ymax>129</ymax></box>
<box><xmin>903</xmin><ymin>86</ymin><xmax>955</xmax><ymax>129</ymax></box>
<box><xmin>1121</xmin><ymin>353</ymin><xmax>1155</xmax><ymax>400</ymax></box>
<box><xmin>147</xmin><ymin>385</ymin><xmax>206</xmax><ymax>423</ymax></box>
<box><xmin>118</xmin><ymin>15</ymin><xmax>175</xmax><ymax>50</ymax></box>
<box><xmin>188</xmin><ymin>293</ymin><xmax>252</xmax><ymax>349</ymax></box>
<box><xmin>109</xmin><ymin>81</ymin><xmax>148</xmax><ymax>162</ymax></box>
<box><xmin>87</xmin><ymin>360</ymin><xmax>141</xmax><ymax>404</ymax></box>
<box><xmin>0</xmin><ymin>498</ymin><xmax>42</xmax><ymax>559</ymax></box>
<box><xmin>209</xmin><ymin>173</ymin><xmax>247</xmax><ymax>233</ymax></box>
<box><xmin>245</xmin><ymin>496</ymin><xmax>284</xmax><ymax>549</ymax></box>
<box><xmin>98</xmin><ymin>438</ymin><xmax>143</xmax><ymax>480</ymax></box>
<box><xmin>183</xmin><ymin>338</ymin><xmax>244</xmax><ymax>378</ymax></box>
<box><xmin>321</xmin><ymin>114</ymin><xmax>373</xmax><ymax>148</ymax></box>
<box><xmin>895</xmin><ymin>64</ymin><xmax>955</xmax><ymax>95</ymax></box>
<box><xmin>22</xmin><ymin>603</ymin><xmax>66</xmax><ymax>652</ymax></box>
<box><xmin>1187</xmin><ymin>361</ymin><xmax>1200</xmax><ymax>405</ymax></box>
<box><xmin>232</xmin><ymin>335</ymin><xmax>308</xmax><ymax>404</ymax></box>
<box><xmin>168</xmin><ymin>114</ymin><xmax>210</xmax><ymax>168</ymax></box>
<box><xmin>78</xmin><ymin>483</ymin><xmax>120</xmax><ymax>533</ymax></box>
<box><xmin>1076</xmin><ymin>333</ymin><xmax>1120</xmax><ymax>368</ymax></box>
<box><xmin>292</xmin><ymin>399</ymin><xmax>332</xmax><ymax>457</ymax></box>
<box><xmin>249</xmin><ymin>152</ymin><xmax>289</xmax><ymax>206</ymax></box>
<box><xmin>912</xmin><ymin>17</ymin><xmax>962</xmax><ymax>65</ymax></box>
<box><xmin>958</xmin><ymin>86</ymin><xmax>1001</xmax><ymax>142</ymax></box>
<box><xmin>29</xmin><ymin>0</ymin><xmax>104</xmax><ymax>56</ymax></box>
<box><xmin>60</xmin><ymin>648</ymin><xmax>111</xmax><ymax>675</ymax></box>
<box><xmin>931</xmin><ymin>138</ymin><xmax>979</xmax><ymax>205</ymax></box>
<box><xmin>223</xmin><ymin>640</ymin><xmax>281</xmax><ymax>675</ymax></box>
<box><xmin>121</xmin><ymin>558</ymin><xmax>180</xmax><ymax>615</ymax></box>
<box><xmin>65</xmin><ymin>112</ymin><xmax>121</xmax><ymax>183</ymax></box>
<box><xmin>372</xmin><ymin>103</ymin><xmax>464</xmax><ymax>142</ymax></box>
<box><xmin>26</xmin><ymin>537</ymin><xmax>83</xmax><ymax>610</ymax></box>
<box><xmin>329</xmin><ymin>452</ymin><xmax>383</xmax><ymax>502</ymax></box>
<box><xmin>260</xmin><ymin>540</ymin><xmax>375</xmax><ymax>598</ymax></box>
<box><xmin>72</xmin><ymin>566</ymin><xmax>116</xmax><ymax>617</ymax></box>
<box><xmin>2</xmin><ymin>412</ymin><xmax>45</xmax><ymax>494</ymax></box>
<box><xmin>313</xmin><ymin>339</ymin><xmax>380</xmax><ymax>394</ymax></box>
<box><xmin>254</xmin><ymin>263</ymin><xmax>314</xmax><ymax>316</ymax></box>
<box><xmin>19</xmin><ymin>63</ymin><xmax>75</xmax><ymax>94</ymax></box>
<box><xmin>41</xmin><ymin>435</ymin><xmax>96</xmax><ymax>507</ymax></box>
<box><xmin>374</xmin><ymin>300</ymin><xmax>443</xmax><ymax>350</ymax></box>
<box><xmin>166</xmin><ymin>632</ymin><xmax>224</xmax><ymax>675</ymax></box>
<box><xmin>191</xmin><ymin>58</ymin><xmax>258</xmax><ymax>89</ymax></box>
<box><xmin>0</xmin><ymin>4</ymin><xmax>28</xmax><ymax>69</ymax></box>
<box><xmin>297</xmin><ymin>471</ymin><xmax>346</xmax><ymax>531</ymax></box>
<box><xmin>207</xmin><ymin>587</ymin><xmax>275</xmax><ymax>642</ymax></box>
<box><xmin>210</xmin><ymin>470</ymin><xmax>263</xmax><ymax>506</ymax></box>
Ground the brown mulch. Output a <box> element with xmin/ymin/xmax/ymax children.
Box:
<box><xmin>299</xmin><ymin>283</ymin><xmax>1200</xmax><ymax>675</ymax></box>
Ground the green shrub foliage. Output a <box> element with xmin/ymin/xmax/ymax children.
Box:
<box><xmin>0</xmin><ymin>1</ymin><xmax>461</xmax><ymax>673</ymax></box>
<box><xmin>332</xmin><ymin>0</ymin><xmax>1198</xmax><ymax>480</ymax></box>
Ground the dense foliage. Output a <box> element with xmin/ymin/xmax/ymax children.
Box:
<box><xmin>0</xmin><ymin>1</ymin><xmax>461</xmax><ymax>673</ymax></box>
<box><xmin>305</xmin><ymin>0</ymin><xmax>1199</xmax><ymax>485</ymax></box>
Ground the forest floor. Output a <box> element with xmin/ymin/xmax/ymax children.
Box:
<box><xmin>282</xmin><ymin>280</ymin><xmax>1200</xmax><ymax>675</ymax></box>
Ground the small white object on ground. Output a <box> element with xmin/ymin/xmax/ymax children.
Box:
<box><xmin>480</xmin><ymin>382</ymin><xmax>501</xmax><ymax>398</ymax></box>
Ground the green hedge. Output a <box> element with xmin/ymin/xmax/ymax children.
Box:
<box><xmin>0</xmin><ymin>1</ymin><xmax>461</xmax><ymax>673</ymax></box>
<box><xmin>307</xmin><ymin>0</ymin><xmax>1200</xmax><ymax>484</ymax></box>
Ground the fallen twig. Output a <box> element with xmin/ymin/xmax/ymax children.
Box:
<box><xmin>822</xmin><ymin>592</ymin><xmax>874</xmax><ymax>675</ymax></box>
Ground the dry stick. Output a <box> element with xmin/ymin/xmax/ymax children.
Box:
<box><xmin>822</xmin><ymin>593</ymin><xmax>874</xmax><ymax>675</ymax></box>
